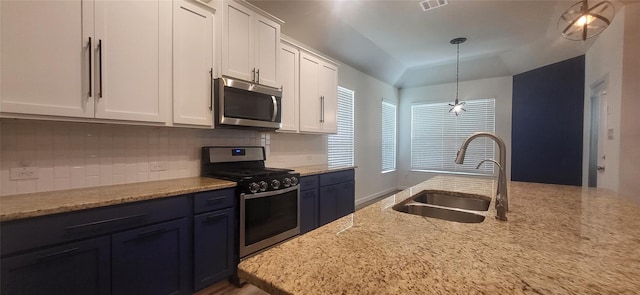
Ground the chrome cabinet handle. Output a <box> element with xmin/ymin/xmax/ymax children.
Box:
<box><xmin>38</xmin><ymin>247</ymin><xmax>80</xmax><ymax>262</ymax></box>
<box><xmin>209</xmin><ymin>68</ymin><xmax>213</xmax><ymax>110</ymax></box>
<box><xmin>87</xmin><ymin>37</ymin><xmax>92</xmax><ymax>97</ymax></box>
<box><xmin>320</xmin><ymin>96</ymin><xmax>325</xmax><ymax>123</ymax></box>
<box><xmin>252</xmin><ymin>67</ymin><xmax>256</xmax><ymax>82</ymax></box>
<box><xmin>271</xmin><ymin>95</ymin><xmax>278</xmax><ymax>121</ymax></box>
<box><xmin>256</xmin><ymin>69</ymin><xmax>260</xmax><ymax>84</ymax></box>
<box><xmin>65</xmin><ymin>213</ymin><xmax>148</xmax><ymax>230</ymax></box>
<box><xmin>98</xmin><ymin>39</ymin><xmax>103</xmax><ymax>98</ymax></box>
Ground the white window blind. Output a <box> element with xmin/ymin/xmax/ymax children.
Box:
<box><xmin>381</xmin><ymin>101</ymin><xmax>397</xmax><ymax>173</ymax></box>
<box><xmin>411</xmin><ymin>98</ymin><xmax>496</xmax><ymax>175</ymax></box>
<box><xmin>328</xmin><ymin>86</ymin><xmax>355</xmax><ymax>168</ymax></box>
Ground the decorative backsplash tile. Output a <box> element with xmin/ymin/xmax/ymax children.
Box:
<box><xmin>0</xmin><ymin>119</ymin><xmax>263</xmax><ymax>196</ymax></box>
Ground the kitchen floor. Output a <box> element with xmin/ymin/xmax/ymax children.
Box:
<box><xmin>202</xmin><ymin>190</ymin><xmax>400</xmax><ymax>294</ymax></box>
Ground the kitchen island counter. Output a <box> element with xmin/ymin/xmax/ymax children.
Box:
<box><xmin>238</xmin><ymin>176</ymin><xmax>640</xmax><ymax>294</ymax></box>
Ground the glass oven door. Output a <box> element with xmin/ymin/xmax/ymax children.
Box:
<box><xmin>240</xmin><ymin>185</ymin><xmax>299</xmax><ymax>258</ymax></box>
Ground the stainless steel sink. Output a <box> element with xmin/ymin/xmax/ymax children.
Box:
<box><xmin>411</xmin><ymin>190</ymin><xmax>490</xmax><ymax>211</ymax></box>
<box><xmin>392</xmin><ymin>190</ymin><xmax>491</xmax><ymax>223</ymax></box>
<box><xmin>394</xmin><ymin>203</ymin><xmax>486</xmax><ymax>223</ymax></box>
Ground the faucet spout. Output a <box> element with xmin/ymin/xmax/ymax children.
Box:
<box><xmin>455</xmin><ymin>132</ymin><xmax>509</xmax><ymax>213</ymax></box>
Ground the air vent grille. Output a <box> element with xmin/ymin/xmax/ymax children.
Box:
<box><xmin>419</xmin><ymin>0</ymin><xmax>448</xmax><ymax>12</ymax></box>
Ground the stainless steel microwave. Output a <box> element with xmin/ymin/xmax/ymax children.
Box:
<box><xmin>213</xmin><ymin>76</ymin><xmax>282</xmax><ymax>130</ymax></box>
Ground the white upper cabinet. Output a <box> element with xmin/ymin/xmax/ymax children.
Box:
<box><xmin>94</xmin><ymin>0</ymin><xmax>170</xmax><ymax>122</ymax></box>
<box><xmin>299</xmin><ymin>50</ymin><xmax>338</xmax><ymax>134</ymax></box>
<box><xmin>173</xmin><ymin>0</ymin><xmax>215</xmax><ymax>126</ymax></box>
<box><xmin>221</xmin><ymin>0</ymin><xmax>281</xmax><ymax>88</ymax></box>
<box><xmin>278</xmin><ymin>41</ymin><xmax>299</xmax><ymax>132</ymax></box>
<box><xmin>0</xmin><ymin>0</ymin><xmax>93</xmax><ymax>118</ymax></box>
<box><xmin>0</xmin><ymin>0</ymin><xmax>170</xmax><ymax>123</ymax></box>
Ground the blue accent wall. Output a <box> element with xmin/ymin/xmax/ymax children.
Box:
<box><xmin>512</xmin><ymin>55</ymin><xmax>584</xmax><ymax>186</ymax></box>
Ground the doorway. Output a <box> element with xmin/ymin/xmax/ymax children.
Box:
<box><xmin>588</xmin><ymin>79</ymin><xmax>608</xmax><ymax>188</ymax></box>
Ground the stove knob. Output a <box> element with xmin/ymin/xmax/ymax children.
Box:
<box><xmin>259</xmin><ymin>181</ymin><xmax>268</xmax><ymax>192</ymax></box>
<box><xmin>282</xmin><ymin>178</ymin><xmax>291</xmax><ymax>187</ymax></box>
<box><xmin>290</xmin><ymin>177</ymin><xmax>298</xmax><ymax>186</ymax></box>
<box><xmin>271</xmin><ymin>179</ymin><xmax>281</xmax><ymax>189</ymax></box>
<box><xmin>248</xmin><ymin>182</ymin><xmax>260</xmax><ymax>194</ymax></box>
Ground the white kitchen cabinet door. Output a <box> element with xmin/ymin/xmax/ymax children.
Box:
<box><xmin>253</xmin><ymin>15</ymin><xmax>280</xmax><ymax>88</ymax></box>
<box><xmin>222</xmin><ymin>0</ymin><xmax>253</xmax><ymax>82</ymax></box>
<box><xmin>0</xmin><ymin>0</ymin><xmax>94</xmax><ymax>118</ymax></box>
<box><xmin>173</xmin><ymin>0</ymin><xmax>215</xmax><ymax>126</ymax></box>
<box><xmin>278</xmin><ymin>42</ymin><xmax>299</xmax><ymax>132</ymax></box>
<box><xmin>299</xmin><ymin>51</ymin><xmax>338</xmax><ymax>134</ymax></box>
<box><xmin>319</xmin><ymin>62</ymin><xmax>338</xmax><ymax>133</ymax></box>
<box><xmin>299</xmin><ymin>52</ymin><xmax>322</xmax><ymax>133</ymax></box>
<box><xmin>94</xmin><ymin>0</ymin><xmax>170</xmax><ymax>123</ymax></box>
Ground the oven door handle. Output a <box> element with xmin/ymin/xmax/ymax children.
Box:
<box><xmin>242</xmin><ymin>185</ymin><xmax>299</xmax><ymax>200</ymax></box>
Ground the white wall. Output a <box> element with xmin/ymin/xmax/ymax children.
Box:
<box><xmin>584</xmin><ymin>6</ymin><xmax>625</xmax><ymax>192</ymax></box>
<box><xmin>337</xmin><ymin>62</ymin><xmax>400</xmax><ymax>205</ymax></box>
<box><xmin>619</xmin><ymin>3</ymin><xmax>640</xmax><ymax>198</ymax></box>
<box><xmin>397</xmin><ymin>76</ymin><xmax>513</xmax><ymax>188</ymax></box>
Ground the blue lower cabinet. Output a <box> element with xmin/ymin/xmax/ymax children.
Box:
<box><xmin>111</xmin><ymin>218</ymin><xmax>189</xmax><ymax>295</ymax></box>
<box><xmin>319</xmin><ymin>185</ymin><xmax>339</xmax><ymax>226</ymax></box>
<box><xmin>300</xmin><ymin>188</ymin><xmax>319</xmax><ymax>234</ymax></box>
<box><xmin>337</xmin><ymin>180</ymin><xmax>355</xmax><ymax>218</ymax></box>
<box><xmin>193</xmin><ymin>208</ymin><xmax>235</xmax><ymax>291</ymax></box>
<box><xmin>1</xmin><ymin>236</ymin><xmax>111</xmax><ymax>295</ymax></box>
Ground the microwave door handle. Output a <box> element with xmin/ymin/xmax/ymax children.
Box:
<box><xmin>271</xmin><ymin>95</ymin><xmax>278</xmax><ymax>121</ymax></box>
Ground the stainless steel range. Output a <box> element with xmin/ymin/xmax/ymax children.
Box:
<box><xmin>201</xmin><ymin>146</ymin><xmax>300</xmax><ymax>258</ymax></box>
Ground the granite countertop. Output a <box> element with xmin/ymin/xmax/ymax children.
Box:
<box><xmin>0</xmin><ymin>165</ymin><xmax>355</xmax><ymax>222</ymax></box>
<box><xmin>0</xmin><ymin>177</ymin><xmax>236</xmax><ymax>222</ymax></box>
<box><xmin>289</xmin><ymin>164</ymin><xmax>356</xmax><ymax>177</ymax></box>
<box><xmin>238</xmin><ymin>175</ymin><xmax>640</xmax><ymax>294</ymax></box>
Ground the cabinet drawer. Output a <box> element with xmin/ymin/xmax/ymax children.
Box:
<box><xmin>299</xmin><ymin>175</ymin><xmax>318</xmax><ymax>191</ymax></box>
<box><xmin>1</xmin><ymin>196</ymin><xmax>188</xmax><ymax>257</ymax></box>
<box><xmin>319</xmin><ymin>169</ymin><xmax>354</xmax><ymax>187</ymax></box>
<box><xmin>193</xmin><ymin>188</ymin><xmax>235</xmax><ymax>214</ymax></box>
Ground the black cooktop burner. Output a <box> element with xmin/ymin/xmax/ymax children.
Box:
<box><xmin>204</xmin><ymin>167</ymin><xmax>293</xmax><ymax>180</ymax></box>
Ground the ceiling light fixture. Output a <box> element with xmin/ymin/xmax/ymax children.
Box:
<box><xmin>449</xmin><ymin>37</ymin><xmax>466</xmax><ymax>116</ymax></box>
<box><xmin>558</xmin><ymin>0</ymin><xmax>615</xmax><ymax>41</ymax></box>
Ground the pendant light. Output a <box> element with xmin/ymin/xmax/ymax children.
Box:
<box><xmin>558</xmin><ymin>0</ymin><xmax>615</xmax><ymax>41</ymax></box>
<box><xmin>449</xmin><ymin>37</ymin><xmax>467</xmax><ymax>116</ymax></box>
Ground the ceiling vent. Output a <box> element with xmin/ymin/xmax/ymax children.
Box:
<box><xmin>419</xmin><ymin>0</ymin><xmax>448</xmax><ymax>12</ymax></box>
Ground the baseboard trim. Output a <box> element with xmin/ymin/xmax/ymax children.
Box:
<box><xmin>355</xmin><ymin>187</ymin><xmax>400</xmax><ymax>207</ymax></box>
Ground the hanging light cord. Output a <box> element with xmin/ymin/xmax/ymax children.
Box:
<box><xmin>455</xmin><ymin>41</ymin><xmax>460</xmax><ymax>104</ymax></box>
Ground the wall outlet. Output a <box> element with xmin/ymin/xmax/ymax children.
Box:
<box><xmin>150</xmin><ymin>161</ymin><xmax>167</xmax><ymax>172</ymax></box>
<box><xmin>10</xmin><ymin>167</ymin><xmax>39</xmax><ymax>180</ymax></box>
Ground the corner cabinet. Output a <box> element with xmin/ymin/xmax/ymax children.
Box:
<box><xmin>299</xmin><ymin>50</ymin><xmax>338</xmax><ymax>134</ymax></box>
<box><xmin>172</xmin><ymin>0</ymin><xmax>216</xmax><ymax>126</ymax></box>
<box><xmin>0</xmin><ymin>0</ymin><xmax>170</xmax><ymax>123</ymax></box>
<box><xmin>221</xmin><ymin>0</ymin><xmax>282</xmax><ymax>88</ymax></box>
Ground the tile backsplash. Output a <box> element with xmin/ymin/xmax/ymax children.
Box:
<box><xmin>0</xmin><ymin>119</ymin><xmax>326</xmax><ymax>196</ymax></box>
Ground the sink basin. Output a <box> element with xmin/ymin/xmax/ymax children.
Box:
<box><xmin>394</xmin><ymin>203</ymin><xmax>485</xmax><ymax>223</ymax></box>
<box><xmin>411</xmin><ymin>190</ymin><xmax>490</xmax><ymax>211</ymax></box>
<box><xmin>392</xmin><ymin>190</ymin><xmax>491</xmax><ymax>223</ymax></box>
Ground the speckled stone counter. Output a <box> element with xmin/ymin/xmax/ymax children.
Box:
<box><xmin>238</xmin><ymin>176</ymin><xmax>640</xmax><ymax>294</ymax></box>
<box><xmin>290</xmin><ymin>164</ymin><xmax>356</xmax><ymax>177</ymax></box>
<box><xmin>0</xmin><ymin>177</ymin><xmax>236</xmax><ymax>221</ymax></box>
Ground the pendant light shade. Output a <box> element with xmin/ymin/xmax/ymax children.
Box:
<box><xmin>558</xmin><ymin>0</ymin><xmax>614</xmax><ymax>41</ymax></box>
<box><xmin>449</xmin><ymin>37</ymin><xmax>466</xmax><ymax>116</ymax></box>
